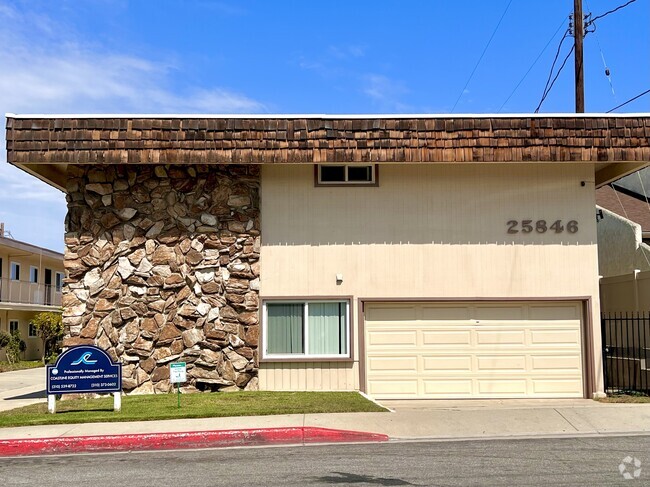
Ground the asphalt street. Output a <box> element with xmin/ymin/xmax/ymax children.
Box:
<box><xmin>1</xmin><ymin>435</ymin><xmax>649</xmax><ymax>486</ymax></box>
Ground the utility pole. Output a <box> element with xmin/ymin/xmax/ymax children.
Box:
<box><xmin>574</xmin><ymin>0</ymin><xmax>585</xmax><ymax>112</ymax></box>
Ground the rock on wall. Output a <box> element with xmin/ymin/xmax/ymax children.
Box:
<box><xmin>63</xmin><ymin>164</ymin><xmax>260</xmax><ymax>394</ymax></box>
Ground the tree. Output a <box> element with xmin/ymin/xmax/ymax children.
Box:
<box><xmin>30</xmin><ymin>312</ymin><xmax>64</xmax><ymax>364</ymax></box>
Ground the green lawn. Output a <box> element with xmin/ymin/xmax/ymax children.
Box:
<box><xmin>0</xmin><ymin>360</ymin><xmax>43</xmax><ymax>373</ymax></box>
<box><xmin>0</xmin><ymin>391</ymin><xmax>387</xmax><ymax>428</ymax></box>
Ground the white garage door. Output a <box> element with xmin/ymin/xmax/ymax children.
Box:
<box><xmin>364</xmin><ymin>302</ymin><xmax>584</xmax><ymax>399</ymax></box>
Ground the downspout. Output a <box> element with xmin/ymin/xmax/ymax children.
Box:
<box><xmin>634</xmin><ymin>269</ymin><xmax>641</xmax><ymax>313</ymax></box>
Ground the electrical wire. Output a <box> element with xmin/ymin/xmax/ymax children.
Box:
<box><xmin>587</xmin><ymin>0</ymin><xmax>638</xmax><ymax>25</ymax></box>
<box><xmin>606</xmin><ymin>89</ymin><xmax>650</xmax><ymax>112</ymax></box>
<box><xmin>539</xmin><ymin>30</ymin><xmax>570</xmax><ymax>101</ymax></box>
<box><xmin>535</xmin><ymin>44</ymin><xmax>575</xmax><ymax>113</ymax></box>
<box><xmin>533</xmin><ymin>0</ymin><xmax>639</xmax><ymax>113</ymax></box>
<box><xmin>497</xmin><ymin>17</ymin><xmax>568</xmax><ymax>112</ymax></box>
<box><xmin>584</xmin><ymin>2</ymin><xmax>617</xmax><ymax>100</ymax></box>
<box><xmin>450</xmin><ymin>0</ymin><xmax>513</xmax><ymax>113</ymax></box>
<box><xmin>637</xmin><ymin>171</ymin><xmax>650</xmax><ymax>216</ymax></box>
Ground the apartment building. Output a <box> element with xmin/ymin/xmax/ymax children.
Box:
<box><xmin>0</xmin><ymin>223</ymin><xmax>64</xmax><ymax>361</ymax></box>
<box><xmin>6</xmin><ymin>114</ymin><xmax>649</xmax><ymax>398</ymax></box>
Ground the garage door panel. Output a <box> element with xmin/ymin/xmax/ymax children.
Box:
<box><xmin>365</xmin><ymin>305</ymin><xmax>416</xmax><ymax>321</ymax></box>
<box><xmin>422</xmin><ymin>330</ymin><xmax>471</xmax><ymax>346</ymax></box>
<box><xmin>422</xmin><ymin>356</ymin><xmax>472</xmax><ymax>372</ymax></box>
<box><xmin>532</xmin><ymin>379</ymin><xmax>583</xmax><ymax>394</ymax></box>
<box><xmin>478</xmin><ymin>379</ymin><xmax>528</xmax><ymax>395</ymax></box>
<box><xmin>368</xmin><ymin>356</ymin><xmax>418</xmax><ymax>372</ymax></box>
<box><xmin>367</xmin><ymin>330</ymin><xmax>417</xmax><ymax>346</ymax></box>
<box><xmin>531</xmin><ymin>355</ymin><xmax>582</xmax><ymax>371</ymax></box>
<box><xmin>420</xmin><ymin>306</ymin><xmax>470</xmax><ymax>321</ymax></box>
<box><xmin>473</xmin><ymin>306</ymin><xmax>524</xmax><ymax>321</ymax></box>
<box><xmin>423</xmin><ymin>380</ymin><xmax>473</xmax><ymax>395</ymax></box>
<box><xmin>476</xmin><ymin>330</ymin><xmax>525</xmax><ymax>346</ymax></box>
<box><xmin>529</xmin><ymin>305</ymin><xmax>580</xmax><ymax>320</ymax></box>
<box><xmin>530</xmin><ymin>329</ymin><xmax>580</xmax><ymax>346</ymax></box>
<box><xmin>368</xmin><ymin>380</ymin><xmax>418</xmax><ymax>396</ymax></box>
<box><xmin>365</xmin><ymin>301</ymin><xmax>584</xmax><ymax>399</ymax></box>
<box><xmin>476</xmin><ymin>355</ymin><xmax>526</xmax><ymax>371</ymax></box>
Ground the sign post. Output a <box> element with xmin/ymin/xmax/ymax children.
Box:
<box><xmin>46</xmin><ymin>345</ymin><xmax>122</xmax><ymax>414</ymax></box>
<box><xmin>169</xmin><ymin>362</ymin><xmax>187</xmax><ymax>409</ymax></box>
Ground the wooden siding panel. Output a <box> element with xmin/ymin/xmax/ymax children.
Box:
<box><xmin>259</xmin><ymin>362</ymin><xmax>358</xmax><ymax>391</ymax></box>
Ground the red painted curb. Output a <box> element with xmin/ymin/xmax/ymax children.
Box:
<box><xmin>0</xmin><ymin>427</ymin><xmax>388</xmax><ymax>457</ymax></box>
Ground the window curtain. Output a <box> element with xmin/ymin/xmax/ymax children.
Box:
<box><xmin>267</xmin><ymin>303</ymin><xmax>304</xmax><ymax>354</ymax></box>
<box><xmin>308</xmin><ymin>303</ymin><xmax>347</xmax><ymax>354</ymax></box>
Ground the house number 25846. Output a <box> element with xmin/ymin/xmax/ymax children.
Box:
<box><xmin>507</xmin><ymin>219</ymin><xmax>578</xmax><ymax>234</ymax></box>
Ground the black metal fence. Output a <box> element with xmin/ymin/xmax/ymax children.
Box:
<box><xmin>602</xmin><ymin>312</ymin><xmax>650</xmax><ymax>395</ymax></box>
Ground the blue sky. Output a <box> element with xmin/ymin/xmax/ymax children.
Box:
<box><xmin>1</xmin><ymin>0</ymin><xmax>648</xmax><ymax>252</ymax></box>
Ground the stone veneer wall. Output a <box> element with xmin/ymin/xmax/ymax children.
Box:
<box><xmin>63</xmin><ymin>164</ymin><xmax>260</xmax><ymax>394</ymax></box>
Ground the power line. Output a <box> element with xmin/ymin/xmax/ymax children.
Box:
<box><xmin>587</xmin><ymin>0</ymin><xmax>638</xmax><ymax>25</ymax></box>
<box><xmin>606</xmin><ymin>88</ymin><xmax>650</xmax><ymax>112</ymax></box>
<box><xmin>450</xmin><ymin>0</ymin><xmax>513</xmax><ymax>113</ymax></box>
<box><xmin>497</xmin><ymin>17</ymin><xmax>568</xmax><ymax>112</ymax></box>
<box><xmin>590</xmin><ymin>25</ymin><xmax>617</xmax><ymax>99</ymax></box>
<box><xmin>533</xmin><ymin>0</ymin><xmax>639</xmax><ymax>113</ymax></box>
<box><xmin>535</xmin><ymin>44</ymin><xmax>575</xmax><ymax>113</ymax></box>
<box><xmin>539</xmin><ymin>30</ymin><xmax>570</xmax><ymax>105</ymax></box>
<box><xmin>584</xmin><ymin>0</ymin><xmax>638</xmax><ymax>101</ymax></box>
<box><xmin>534</xmin><ymin>26</ymin><xmax>574</xmax><ymax>113</ymax></box>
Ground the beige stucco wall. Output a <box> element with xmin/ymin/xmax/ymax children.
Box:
<box><xmin>259</xmin><ymin>163</ymin><xmax>602</xmax><ymax>394</ymax></box>
<box><xmin>0</xmin><ymin>309</ymin><xmax>44</xmax><ymax>361</ymax></box>
<box><xmin>601</xmin><ymin>270</ymin><xmax>650</xmax><ymax>313</ymax></box>
<box><xmin>596</xmin><ymin>207</ymin><xmax>650</xmax><ymax>278</ymax></box>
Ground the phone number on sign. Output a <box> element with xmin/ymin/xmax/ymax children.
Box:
<box><xmin>50</xmin><ymin>384</ymin><xmax>77</xmax><ymax>390</ymax></box>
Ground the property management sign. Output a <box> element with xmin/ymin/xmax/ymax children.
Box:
<box><xmin>46</xmin><ymin>345</ymin><xmax>122</xmax><ymax>394</ymax></box>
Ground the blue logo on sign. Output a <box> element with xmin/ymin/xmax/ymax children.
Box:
<box><xmin>71</xmin><ymin>352</ymin><xmax>98</xmax><ymax>366</ymax></box>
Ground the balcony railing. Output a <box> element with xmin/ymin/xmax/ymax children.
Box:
<box><xmin>0</xmin><ymin>278</ymin><xmax>62</xmax><ymax>307</ymax></box>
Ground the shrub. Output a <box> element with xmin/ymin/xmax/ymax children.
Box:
<box><xmin>5</xmin><ymin>331</ymin><xmax>24</xmax><ymax>364</ymax></box>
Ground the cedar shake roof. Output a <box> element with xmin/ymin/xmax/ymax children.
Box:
<box><xmin>597</xmin><ymin>184</ymin><xmax>650</xmax><ymax>232</ymax></box>
<box><xmin>5</xmin><ymin>114</ymin><xmax>650</xmax><ymax>191</ymax></box>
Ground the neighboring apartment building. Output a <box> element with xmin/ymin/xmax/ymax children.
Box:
<box><xmin>5</xmin><ymin>114</ymin><xmax>649</xmax><ymax>399</ymax></box>
<box><xmin>596</xmin><ymin>172</ymin><xmax>650</xmax><ymax>276</ymax></box>
<box><xmin>596</xmin><ymin>205</ymin><xmax>650</xmax><ymax>278</ymax></box>
<box><xmin>0</xmin><ymin>223</ymin><xmax>64</xmax><ymax>361</ymax></box>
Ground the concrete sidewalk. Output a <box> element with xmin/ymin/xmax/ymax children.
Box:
<box><xmin>1</xmin><ymin>398</ymin><xmax>650</xmax><ymax>443</ymax></box>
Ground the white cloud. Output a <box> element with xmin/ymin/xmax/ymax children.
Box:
<box><xmin>0</xmin><ymin>1</ymin><xmax>265</xmax><ymax>251</ymax></box>
<box><xmin>0</xmin><ymin>45</ymin><xmax>264</xmax><ymax>115</ymax></box>
<box><xmin>362</xmin><ymin>74</ymin><xmax>410</xmax><ymax>111</ymax></box>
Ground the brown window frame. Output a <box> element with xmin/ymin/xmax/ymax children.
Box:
<box><xmin>314</xmin><ymin>164</ymin><xmax>379</xmax><ymax>187</ymax></box>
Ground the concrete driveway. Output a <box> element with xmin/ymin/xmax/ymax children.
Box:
<box><xmin>0</xmin><ymin>367</ymin><xmax>46</xmax><ymax>412</ymax></box>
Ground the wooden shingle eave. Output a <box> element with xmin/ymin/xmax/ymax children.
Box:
<box><xmin>5</xmin><ymin>114</ymin><xmax>650</xmax><ymax>191</ymax></box>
